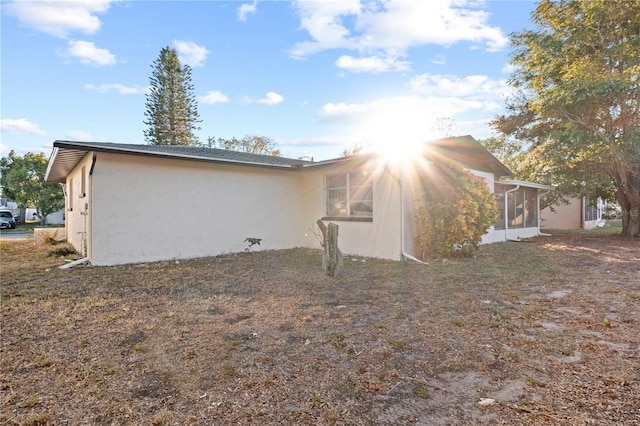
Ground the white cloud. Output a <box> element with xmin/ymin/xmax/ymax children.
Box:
<box><xmin>238</xmin><ymin>0</ymin><xmax>258</xmax><ymax>22</ymax></box>
<box><xmin>431</xmin><ymin>54</ymin><xmax>446</xmax><ymax>65</ymax></box>
<box><xmin>246</xmin><ymin>91</ymin><xmax>284</xmax><ymax>105</ymax></box>
<box><xmin>335</xmin><ymin>54</ymin><xmax>410</xmax><ymax>73</ymax></box>
<box><xmin>84</xmin><ymin>83</ymin><xmax>147</xmax><ymax>94</ymax></box>
<box><xmin>0</xmin><ymin>118</ymin><xmax>46</xmax><ymax>136</ymax></box>
<box><xmin>4</xmin><ymin>0</ymin><xmax>115</xmax><ymax>38</ymax></box>
<box><xmin>317</xmin><ymin>92</ymin><xmax>500</xmax><ymax>146</ymax></box>
<box><xmin>501</xmin><ymin>63</ymin><xmax>516</xmax><ymax>74</ymax></box>
<box><xmin>63</xmin><ymin>40</ymin><xmax>116</xmax><ymax>66</ymax></box>
<box><xmin>288</xmin><ymin>1</ymin><xmax>361</xmax><ymax>58</ymax></box>
<box><xmin>313</xmin><ymin>72</ymin><xmax>513</xmax><ymax>146</ymax></box>
<box><xmin>289</xmin><ymin>0</ymin><xmax>508</xmax><ymax>73</ymax></box>
<box><xmin>409</xmin><ymin>73</ymin><xmax>510</xmax><ymax>99</ymax></box>
<box><xmin>173</xmin><ymin>40</ymin><xmax>209</xmax><ymax>67</ymax></box>
<box><xmin>198</xmin><ymin>91</ymin><xmax>230</xmax><ymax>104</ymax></box>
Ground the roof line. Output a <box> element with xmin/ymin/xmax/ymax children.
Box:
<box><xmin>499</xmin><ymin>179</ymin><xmax>555</xmax><ymax>190</ymax></box>
<box><xmin>52</xmin><ymin>141</ymin><xmax>303</xmax><ymax>170</ymax></box>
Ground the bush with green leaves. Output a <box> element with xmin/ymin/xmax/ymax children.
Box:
<box><xmin>414</xmin><ymin>161</ymin><xmax>498</xmax><ymax>259</ymax></box>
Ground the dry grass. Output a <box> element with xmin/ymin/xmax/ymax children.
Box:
<box><xmin>1</xmin><ymin>229</ymin><xmax>639</xmax><ymax>425</ymax></box>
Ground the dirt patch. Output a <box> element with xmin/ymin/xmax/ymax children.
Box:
<box><xmin>1</xmin><ymin>231</ymin><xmax>639</xmax><ymax>425</ymax></box>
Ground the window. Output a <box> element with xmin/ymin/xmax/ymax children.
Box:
<box><xmin>525</xmin><ymin>189</ymin><xmax>538</xmax><ymax>227</ymax></box>
<box><xmin>325</xmin><ymin>171</ymin><xmax>373</xmax><ymax>220</ymax></box>
<box><xmin>584</xmin><ymin>197</ymin><xmax>598</xmax><ymax>222</ymax></box>
<box><xmin>494</xmin><ymin>183</ymin><xmax>505</xmax><ymax>230</ymax></box>
<box><xmin>508</xmin><ymin>190</ymin><xmax>524</xmax><ymax>228</ymax></box>
<box><xmin>494</xmin><ymin>184</ymin><xmax>538</xmax><ymax>229</ymax></box>
<box><xmin>80</xmin><ymin>166</ymin><xmax>86</xmax><ymax>197</ymax></box>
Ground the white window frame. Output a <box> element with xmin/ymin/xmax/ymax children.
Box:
<box><xmin>325</xmin><ymin>172</ymin><xmax>373</xmax><ymax>220</ymax></box>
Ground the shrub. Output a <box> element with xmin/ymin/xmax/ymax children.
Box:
<box><xmin>414</xmin><ymin>161</ymin><xmax>498</xmax><ymax>259</ymax></box>
<box><xmin>47</xmin><ymin>243</ymin><xmax>77</xmax><ymax>258</ymax></box>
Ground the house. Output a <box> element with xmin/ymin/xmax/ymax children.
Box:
<box><xmin>541</xmin><ymin>196</ymin><xmax>604</xmax><ymax>230</ymax></box>
<box><xmin>45</xmin><ymin>136</ymin><xmax>553</xmax><ymax>266</ymax></box>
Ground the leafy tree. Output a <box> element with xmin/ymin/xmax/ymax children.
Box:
<box><xmin>0</xmin><ymin>151</ymin><xmax>64</xmax><ymax>225</ymax></box>
<box><xmin>414</xmin><ymin>161</ymin><xmax>498</xmax><ymax>259</ymax></box>
<box><xmin>430</xmin><ymin>117</ymin><xmax>457</xmax><ymax>139</ymax></box>
<box><xmin>144</xmin><ymin>46</ymin><xmax>201</xmax><ymax>146</ymax></box>
<box><xmin>205</xmin><ymin>135</ymin><xmax>281</xmax><ymax>156</ymax></box>
<box><xmin>492</xmin><ymin>0</ymin><xmax>640</xmax><ymax>237</ymax></box>
<box><xmin>342</xmin><ymin>143</ymin><xmax>364</xmax><ymax>157</ymax></box>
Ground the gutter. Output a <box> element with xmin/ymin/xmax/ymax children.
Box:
<box><xmin>59</xmin><ymin>257</ymin><xmax>90</xmax><ymax>269</ymax></box>
<box><xmin>504</xmin><ymin>184</ymin><xmax>521</xmax><ymax>242</ymax></box>
<box><xmin>89</xmin><ymin>152</ymin><xmax>97</xmax><ymax>175</ymax></box>
<box><xmin>537</xmin><ymin>189</ymin><xmax>552</xmax><ymax>236</ymax></box>
<box><xmin>398</xmin><ymin>174</ymin><xmax>428</xmax><ymax>265</ymax></box>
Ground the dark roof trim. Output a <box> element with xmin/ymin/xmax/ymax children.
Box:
<box><xmin>46</xmin><ymin>140</ymin><xmax>312</xmax><ymax>182</ymax></box>
<box><xmin>45</xmin><ymin>136</ymin><xmax>514</xmax><ymax>183</ymax></box>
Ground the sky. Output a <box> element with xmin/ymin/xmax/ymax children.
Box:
<box><xmin>1</xmin><ymin>0</ymin><xmax>536</xmax><ymax>161</ymax></box>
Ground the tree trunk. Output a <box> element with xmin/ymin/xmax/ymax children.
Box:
<box><xmin>618</xmin><ymin>193</ymin><xmax>640</xmax><ymax>237</ymax></box>
<box><xmin>317</xmin><ymin>220</ymin><xmax>342</xmax><ymax>276</ymax></box>
<box><xmin>614</xmin><ymin>160</ymin><xmax>640</xmax><ymax>237</ymax></box>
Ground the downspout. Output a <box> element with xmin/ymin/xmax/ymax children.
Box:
<box><xmin>537</xmin><ymin>189</ymin><xmax>552</xmax><ymax>236</ymax></box>
<box><xmin>62</xmin><ymin>183</ymin><xmax>68</xmax><ymax>242</ymax></box>
<box><xmin>504</xmin><ymin>184</ymin><xmax>521</xmax><ymax>242</ymax></box>
<box><xmin>89</xmin><ymin>152</ymin><xmax>97</xmax><ymax>175</ymax></box>
<box><xmin>398</xmin><ymin>174</ymin><xmax>429</xmax><ymax>265</ymax></box>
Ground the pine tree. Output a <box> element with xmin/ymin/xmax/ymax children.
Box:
<box><xmin>144</xmin><ymin>46</ymin><xmax>201</xmax><ymax>146</ymax></box>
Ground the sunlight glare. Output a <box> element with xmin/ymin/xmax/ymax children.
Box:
<box><xmin>355</xmin><ymin>101</ymin><xmax>435</xmax><ymax>166</ymax></box>
<box><xmin>357</xmin><ymin>115</ymin><xmax>437</xmax><ymax>167</ymax></box>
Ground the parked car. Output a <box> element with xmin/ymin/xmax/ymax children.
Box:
<box><xmin>0</xmin><ymin>210</ymin><xmax>16</xmax><ymax>229</ymax></box>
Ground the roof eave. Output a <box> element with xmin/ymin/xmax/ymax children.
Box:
<box><xmin>49</xmin><ymin>141</ymin><xmax>305</xmax><ymax>174</ymax></box>
<box><xmin>44</xmin><ymin>147</ymin><xmax>60</xmax><ymax>182</ymax></box>
<box><xmin>45</xmin><ymin>146</ymin><xmax>90</xmax><ymax>183</ymax></box>
<box><xmin>499</xmin><ymin>179</ymin><xmax>555</xmax><ymax>190</ymax></box>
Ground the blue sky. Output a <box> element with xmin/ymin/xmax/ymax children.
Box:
<box><xmin>1</xmin><ymin>0</ymin><xmax>535</xmax><ymax>161</ymax></box>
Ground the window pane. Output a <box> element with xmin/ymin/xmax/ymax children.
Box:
<box><xmin>494</xmin><ymin>193</ymin><xmax>505</xmax><ymax>230</ymax></box>
<box><xmin>508</xmin><ymin>190</ymin><xmax>524</xmax><ymax>228</ymax></box>
<box><xmin>326</xmin><ymin>174</ymin><xmax>346</xmax><ymax>188</ymax></box>
<box><xmin>349</xmin><ymin>171</ymin><xmax>372</xmax><ymax>186</ymax></box>
<box><xmin>328</xmin><ymin>188</ymin><xmax>346</xmax><ymax>202</ymax></box>
<box><xmin>350</xmin><ymin>201</ymin><xmax>373</xmax><ymax>216</ymax></box>
<box><xmin>350</xmin><ymin>185</ymin><xmax>373</xmax><ymax>202</ymax></box>
<box><xmin>525</xmin><ymin>189</ymin><xmax>538</xmax><ymax>227</ymax></box>
<box><xmin>324</xmin><ymin>172</ymin><xmax>374</xmax><ymax>218</ymax></box>
<box><xmin>327</xmin><ymin>201</ymin><xmax>347</xmax><ymax>216</ymax></box>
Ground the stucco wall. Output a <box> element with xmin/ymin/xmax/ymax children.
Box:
<box><xmin>90</xmin><ymin>153</ymin><xmax>308</xmax><ymax>265</ymax></box>
<box><xmin>541</xmin><ymin>198</ymin><xmax>583</xmax><ymax>229</ymax></box>
<box><xmin>81</xmin><ymin>151</ymin><xmax>546</xmax><ymax>265</ymax></box>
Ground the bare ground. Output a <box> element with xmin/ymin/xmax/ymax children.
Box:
<box><xmin>1</xmin><ymin>229</ymin><xmax>639</xmax><ymax>425</ymax></box>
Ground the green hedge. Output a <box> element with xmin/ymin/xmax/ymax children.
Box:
<box><xmin>414</xmin><ymin>161</ymin><xmax>498</xmax><ymax>259</ymax></box>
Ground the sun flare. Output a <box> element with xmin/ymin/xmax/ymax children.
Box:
<box><xmin>351</xmin><ymin>108</ymin><xmax>438</xmax><ymax>167</ymax></box>
<box><xmin>372</xmin><ymin>137</ymin><xmax>429</xmax><ymax>165</ymax></box>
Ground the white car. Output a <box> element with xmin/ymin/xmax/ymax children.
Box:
<box><xmin>0</xmin><ymin>210</ymin><xmax>16</xmax><ymax>229</ymax></box>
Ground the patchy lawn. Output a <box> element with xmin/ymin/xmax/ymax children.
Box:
<box><xmin>1</xmin><ymin>230</ymin><xmax>639</xmax><ymax>425</ymax></box>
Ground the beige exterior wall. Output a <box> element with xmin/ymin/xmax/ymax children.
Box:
<box><xmin>541</xmin><ymin>198</ymin><xmax>583</xmax><ymax>229</ymax></box>
<box><xmin>64</xmin><ymin>153</ymin><xmax>93</xmax><ymax>257</ymax></box>
<box><xmin>71</xmin><ymin>151</ymin><xmax>546</xmax><ymax>266</ymax></box>
<box><xmin>89</xmin><ymin>153</ymin><xmax>309</xmax><ymax>266</ymax></box>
